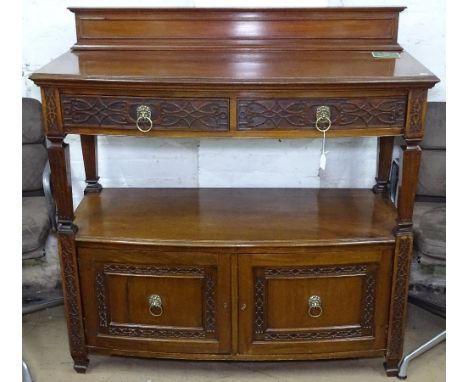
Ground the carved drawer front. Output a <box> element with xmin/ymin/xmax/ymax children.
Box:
<box><xmin>61</xmin><ymin>95</ymin><xmax>229</xmax><ymax>132</ymax></box>
<box><xmin>238</xmin><ymin>246</ymin><xmax>393</xmax><ymax>355</ymax></box>
<box><xmin>237</xmin><ymin>96</ymin><xmax>407</xmax><ymax>131</ymax></box>
<box><xmin>78</xmin><ymin>247</ymin><xmax>231</xmax><ymax>354</ymax></box>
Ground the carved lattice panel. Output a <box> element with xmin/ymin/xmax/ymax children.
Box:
<box><xmin>237</xmin><ymin>97</ymin><xmax>407</xmax><ymax>130</ymax></box>
<box><xmin>253</xmin><ymin>264</ymin><xmax>377</xmax><ymax>342</ymax></box>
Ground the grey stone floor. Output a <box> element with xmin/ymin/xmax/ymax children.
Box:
<box><xmin>22</xmin><ymin>304</ymin><xmax>445</xmax><ymax>382</ymax></box>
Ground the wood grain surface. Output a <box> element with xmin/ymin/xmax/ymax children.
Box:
<box><xmin>74</xmin><ymin>188</ymin><xmax>397</xmax><ymax>246</ymax></box>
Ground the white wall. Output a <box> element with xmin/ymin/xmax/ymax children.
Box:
<box><xmin>22</xmin><ymin>0</ymin><xmax>445</xmax><ymax>207</ymax></box>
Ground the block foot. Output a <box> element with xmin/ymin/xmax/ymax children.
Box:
<box><xmin>73</xmin><ymin>358</ymin><xmax>89</xmax><ymax>374</ymax></box>
<box><xmin>384</xmin><ymin>360</ymin><xmax>399</xmax><ymax>377</ymax></box>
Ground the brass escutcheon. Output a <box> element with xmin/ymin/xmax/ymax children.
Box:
<box><xmin>136</xmin><ymin>105</ymin><xmax>153</xmax><ymax>133</ymax></box>
<box><xmin>315</xmin><ymin>106</ymin><xmax>332</xmax><ymax>132</ymax></box>
<box><xmin>308</xmin><ymin>295</ymin><xmax>323</xmax><ymax>318</ymax></box>
<box><xmin>148</xmin><ymin>294</ymin><xmax>163</xmax><ymax>317</ymax></box>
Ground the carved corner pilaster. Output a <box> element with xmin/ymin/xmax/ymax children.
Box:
<box><xmin>385</xmin><ymin>234</ymin><xmax>413</xmax><ymax>375</ymax></box>
<box><xmin>404</xmin><ymin>88</ymin><xmax>428</xmax><ymax>141</ymax></box>
<box><xmin>41</xmin><ymin>87</ymin><xmax>64</xmax><ymax>138</ymax></box>
<box><xmin>58</xmin><ymin>230</ymin><xmax>88</xmax><ymax>373</ymax></box>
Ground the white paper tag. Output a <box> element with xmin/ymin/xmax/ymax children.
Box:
<box><xmin>320</xmin><ymin>151</ymin><xmax>328</xmax><ymax>171</ymax></box>
<box><xmin>372</xmin><ymin>51</ymin><xmax>401</xmax><ymax>59</ymax></box>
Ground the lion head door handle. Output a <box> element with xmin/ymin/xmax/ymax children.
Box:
<box><xmin>308</xmin><ymin>295</ymin><xmax>323</xmax><ymax>318</ymax></box>
<box><xmin>315</xmin><ymin>106</ymin><xmax>332</xmax><ymax>170</ymax></box>
<box><xmin>148</xmin><ymin>294</ymin><xmax>163</xmax><ymax>317</ymax></box>
<box><xmin>136</xmin><ymin>105</ymin><xmax>153</xmax><ymax>133</ymax></box>
<box><xmin>315</xmin><ymin>106</ymin><xmax>331</xmax><ymax>133</ymax></box>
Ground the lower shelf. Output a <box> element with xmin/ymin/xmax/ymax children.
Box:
<box><xmin>74</xmin><ymin>187</ymin><xmax>398</xmax><ymax>247</ymax></box>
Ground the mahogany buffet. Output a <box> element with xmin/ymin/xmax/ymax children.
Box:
<box><xmin>30</xmin><ymin>7</ymin><xmax>439</xmax><ymax>376</ymax></box>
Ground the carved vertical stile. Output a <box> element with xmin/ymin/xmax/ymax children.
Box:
<box><xmin>254</xmin><ymin>276</ymin><xmax>266</xmax><ymax>336</ymax></box>
<box><xmin>204</xmin><ymin>271</ymin><xmax>217</xmax><ymax>334</ymax></box>
<box><xmin>362</xmin><ymin>271</ymin><xmax>377</xmax><ymax>330</ymax></box>
<box><xmin>58</xmin><ymin>229</ymin><xmax>89</xmax><ymax>373</ymax></box>
<box><xmin>95</xmin><ymin>272</ymin><xmax>108</xmax><ymax>328</ymax></box>
<box><xmin>385</xmin><ymin>234</ymin><xmax>413</xmax><ymax>376</ymax></box>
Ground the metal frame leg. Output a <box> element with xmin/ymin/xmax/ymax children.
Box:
<box><xmin>22</xmin><ymin>296</ymin><xmax>64</xmax><ymax>381</ymax></box>
<box><xmin>397</xmin><ymin>330</ymin><xmax>446</xmax><ymax>379</ymax></box>
<box><xmin>22</xmin><ymin>359</ymin><xmax>33</xmax><ymax>382</ymax></box>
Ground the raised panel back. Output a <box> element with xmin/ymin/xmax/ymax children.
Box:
<box><xmin>70</xmin><ymin>7</ymin><xmax>405</xmax><ymax>52</ymax></box>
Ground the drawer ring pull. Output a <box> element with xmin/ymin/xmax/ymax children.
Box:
<box><xmin>148</xmin><ymin>294</ymin><xmax>163</xmax><ymax>317</ymax></box>
<box><xmin>136</xmin><ymin>105</ymin><xmax>153</xmax><ymax>133</ymax></box>
<box><xmin>315</xmin><ymin>106</ymin><xmax>332</xmax><ymax>133</ymax></box>
<box><xmin>308</xmin><ymin>295</ymin><xmax>323</xmax><ymax>318</ymax></box>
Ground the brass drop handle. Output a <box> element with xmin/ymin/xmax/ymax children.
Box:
<box><xmin>136</xmin><ymin>105</ymin><xmax>153</xmax><ymax>133</ymax></box>
<box><xmin>308</xmin><ymin>295</ymin><xmax>323</xmax><ymax>318</ymax></box>
<box><xmin>315</xmin><ymin>106</ymin><xmax>332</xmax><ymax>132</ymax></box>
<box><xmin>148</xmin><ymin>294</ymin><xmax>163</xmax><ymax>317</ymax></box>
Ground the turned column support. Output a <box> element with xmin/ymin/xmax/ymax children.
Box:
<box><xmin>80</xmin><ymin>135</ymin><xmax>102</xmax><ymax>194</ymax></box>
<box><xmin>373</xmin><ymin>136</ymin><xmax>395</xmax><ymax>193</ymax></box>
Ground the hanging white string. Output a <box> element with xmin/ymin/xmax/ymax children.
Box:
<box><xmin>315</xmin><ymin>106</ymin><xmax>331</xmax><ymax>171</ymax></box>
<box><xmin>320</xmin><ymin>130</ymin><xmax>328</xmax><ymax>170</ymax></box>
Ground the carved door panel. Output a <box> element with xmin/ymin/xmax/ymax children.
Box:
<box><xmin>238</xmin><ymin>245</ymin><xmax>394</xmax><ymax>355</ymax></box>
<box><xmin>78</xmin><ymin>246</ymin><xmax>231</xmax><ymax>355</ymax></box>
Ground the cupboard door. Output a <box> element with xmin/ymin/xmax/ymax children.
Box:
<box><xmin>238</xmin><ymin>245</ymin><xmax>393</xmax><ymax>355</ymax></box>
<box><xmin>78</xmin><ymin>246</ymin><xmax>231</xmax><ymax>355</ymax></box>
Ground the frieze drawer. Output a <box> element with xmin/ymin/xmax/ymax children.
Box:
<box><xmin>61</xmin><ymin>95</ymin><xmax>230</xmax><ymax>132</ymax></box>
<box><xmin>237</xmin><ymin>96</ymin><xmax>407</xmax><ymax>131</ymax></box>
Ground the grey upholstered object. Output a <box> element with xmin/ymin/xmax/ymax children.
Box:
<box><xmin>414</xmin><ymin>205</ymin><xmax>446</xmax><ymax>260</ymax></box>
<box><xmin>22</xmin><ymin>98</ymin><xmax>44</xmax><ymax>144</ymax></box>
<box><xmin>22</xmin><ymin>144</ymin><xmax>48</xmax><ymax>192</ymax></box>
<box><xmin>417</xmin><ymin>150</ymin><xmax>446</xmax><ymax>197</ymax></box>
<box><xmin>421</xmin><ymin>102</ymin><xmax>446</xmax><ymax>149</ymax></box>
<box><xmin>22</xmin><ymin>97</ymin><xmax>55</xmax><ymax>260</ymax></box>
<box><xmin>23</xmin><ymin>97</ymin><xmax>47</xmax><ymax>193</ymax></box>
<box><xmin>22</xmin><ymin>197</ymin><xmax>50</xmax><ymax>258</ymax></box>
